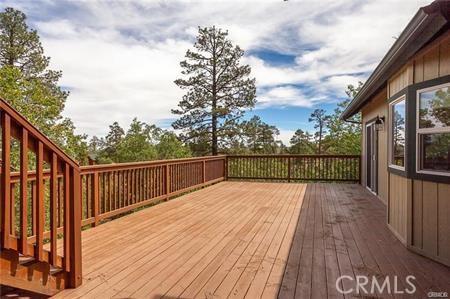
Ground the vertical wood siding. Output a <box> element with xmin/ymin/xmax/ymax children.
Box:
<box><xmin>388</xmin><ymin>174</ymin><xmax>409</xmax><ymax>243</ymax></box>
<box><xmin>381</xmin><ymin>33</ymin><xmax>450</xmax><ymax>265</ymax></box>
<box><xmin>412</xmin><ymin>181</ymin><xmax>450</xmax><ymax>265</ymax></box>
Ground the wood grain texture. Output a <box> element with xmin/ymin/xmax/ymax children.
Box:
<box><xmin>280</xmin><ymin>183</ymin><xmax>450</xmax><ymax>299</ymax></box>
<box><xmin>48</xmin><ymin>182</ymin><xmax>450</xmax><ymax>299</ymax></box>
<box><xmin>388</xmin><ymin>174</ymin><xmax>408</xmax><ymax>243</ymax></box>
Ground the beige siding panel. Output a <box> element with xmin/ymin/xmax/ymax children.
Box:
<box><xmin>389</xmin><ymin>174</ymin><xmax>407</xmax><ymax>242</ymax></box>
<box><xmin>438</xmin><ymin>183</ymin><xmax>450</xmax><ymax>262</ymax></box>
<box><xmin>422</xmin><ymin>181</ymin><xmax>438</xmax><ymax>257</ymax></box>
<box><xmin>439</xmin><ymin>41</ymin><xmax>450</xmax><ymax>76</ymax></box>
<box><xmin>377</xmin><ymin>127</ymin><xmax>388</xmax><ymax>203</ymax></box>
<box><xmin>388</xmin><ymin>68</ymin><xmax>408</xmax><ymax>97</ymax></box>
<box><xmin>414</xmin><ymin>57</ymin><xmax>424</xmax><ymax>83</ymax></box>
<box><xmin>406</xmin><ymin>63</ymin><xmax>414</xmax><ymax>85</ymax></box>
<box><xmin>412</xmin><ymin>180</ymin><xmax>423</xmax><ymax>249</ymax></box>
<box><xmin>423</xmin><ymin>47</ymin><xmax>440</xmax><ymax>81</ymax></box>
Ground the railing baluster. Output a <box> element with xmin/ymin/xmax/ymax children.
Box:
<box><xmin>20</xmin><ymin>128</ymin><xmax>28</xmax><ymax>254</ymax></box>
<box><xmin>35</xmin><ymin>141</ymin><xmax>44</xmax><ymax>261</ymax></box>
<box><xmin>93</xmin><ymin>172</ymin><xmax>99</xmax><ymax>226</ymax></box>
<box><xmin>10</xmin><ymin>183</ymin><xmax>15</xmax><ymax>236</ymax></box>
<box><xmin>50</xmin><ymin>153</ymin><xmax>58</xmax><ymax>265</ymax></box>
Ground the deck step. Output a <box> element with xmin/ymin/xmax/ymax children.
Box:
<box><xmin>50</xmin><ymin>266</ymin><xmax>63</xmax><ymax>275</ymax></box>
<box><xmin>1</xmin><ymin>249</ymin><xmax>67</xmax><ymax>296</ymax></box>
<box><xmin>18</xmin><ymin>254</ymin><xmax>35</xmax><ymax>266</ymax></box>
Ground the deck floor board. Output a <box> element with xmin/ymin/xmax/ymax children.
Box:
<box><xmin>51</xmin><ymin>182</ymin><xmax>450</xmax><ymax>299</ymax></box>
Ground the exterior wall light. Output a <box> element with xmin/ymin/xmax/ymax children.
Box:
<box><xmin>375</xmin><ymin>116</ymin><xmax>385</xmax><ymax>131</ymax></box>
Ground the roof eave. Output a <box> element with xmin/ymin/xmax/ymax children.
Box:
<box><xmin>340</xmin><ymin>1</ymin><xmax>449</xmax><ymax>121</ymax></box>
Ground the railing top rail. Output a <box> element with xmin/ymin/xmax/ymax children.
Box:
<box><xmin>227</xmin><ymin>154</ymin><xmax>360</xmax><ymax>158</ymax></box>
<box><xmin>80</xmin><ymin>155</ymin><xmax>226</xmax><ymax>173</ymax></box>
<box><xmin>0</xmin><ymin>98</ymin><xmax>79</xmax><ymax>168</ymax></box>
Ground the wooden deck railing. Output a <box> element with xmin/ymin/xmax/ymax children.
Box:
<box><xmin>78</xmin><ymin>156</ymin><xmax>226</xmax><ymax>226</ymax></box>
<box><xmin>1</xmin><ymin>97</ymin><xmax>360</xmax><ymax>292</ymax></box>
<box><xmin>6</xmin><ymin>157</ymin><xmax>226</xmax><ymax>231</ymax></box>
<box><xmin>0</xmin><ymin>98</ymin><xmax>82</xmax><ymax>287</ymax></box>
<box><xmin>226</xmin><ymin>155</ymin><xmax>361</xmax><ymax>182</ymax></box>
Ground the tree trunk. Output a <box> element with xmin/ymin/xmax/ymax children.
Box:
<box><xmin>211</xmin><ymin>35</ymin><xmax>218</xmax><ymax>156</ymax></box>
<box><xmin>318</xmin><ymin>125</ymin><xmax>322</xmax><ymax>155</ymax></box>
<box><xmin>212</xmin><ymin>110</ymin><xmax>217</xmax><ymax>155</ymax></box>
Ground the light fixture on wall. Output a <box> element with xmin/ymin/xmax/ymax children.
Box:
<box><xmin>375</xmin><ymin>116</ymin><xmax>385</xmax><ymax>131</ymax></box>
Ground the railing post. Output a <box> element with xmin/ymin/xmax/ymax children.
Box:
<box><xmin>1</xmin><ymin>112</ymin><xmax>11</xmax><ymax>249</ymax></box>
<box><xmin>287</xmin><ymin>157</ymin><xmax>291</xmax><ymax>183</ymax></box>
<box><xmin>224</xmin><ymin>156</ymin><xmax>228</xmax><ymax>180</ymax></box>
<box><xmin>68</xmin><ymin>167</ymin><xmax>82</xmax><ymax>287</ymax></box>
<box><xmin>202</xmin><ymin>160</ymin><xmax>206</xmax><ymax>184</ymax></box>
<box><xmin>165</xmin><ymin>164</ymin><xmax>170</xmax><ymax>200</ymax></box>
<box><xmin>93</xmin><ymin>172</ymin><xmax>99</xmax><ymax>226</ymax></box>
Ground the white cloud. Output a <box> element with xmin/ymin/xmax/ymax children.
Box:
<box><xmin>258</xmin><ymin>86</ymin><xmax>323</xmax><ymax>108</ymax></box>
<box><xmin>277</xmin><ymin>129</ymin><xmax>296</xmax><ymax>146</ymax></box>
<box><xmin>0</xmin><ymin>0</ymin><xmax>430</xmax><ymax>137</ymax></box>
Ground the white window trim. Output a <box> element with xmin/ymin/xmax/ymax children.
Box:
<box><xmin>416</xmin><ymin>82</ymin><xmax>450</xmax><ymax>177</ymax></box>
<box><xmin>389</xmin><ymin>95</ymin><xmax>406</xmax><ymax>171</ymax></box>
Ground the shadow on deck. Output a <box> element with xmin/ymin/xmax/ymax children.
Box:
<box><xmin>47</xmin><ymin>182</ymin><xmax>449</xmax><ymax>299</ymax></box>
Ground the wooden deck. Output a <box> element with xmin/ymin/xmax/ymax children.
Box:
<box><xmin>50</xmin><ymin>182</ymin><xmax>450</xmax><ymax>299</ymax></box>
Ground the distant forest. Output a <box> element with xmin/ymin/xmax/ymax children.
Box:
<box><xmin>0</xmin><ymin>7</ymin><xmax>362</xmax><ymax>167</ymax></box>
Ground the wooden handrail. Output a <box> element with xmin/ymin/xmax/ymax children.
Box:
<box><xmin>79</xmin><ymin>156</ymin><xmax>226</xmax><ymax>226</ymax></box>
<box><xmin>0</xmin><ymin>98</ymin><xmax>79</xmax><ymax>168</ymax></box>
<box><xmin>1</xmin><ymin>99</ymin><xmax>82</xmax><ymax>288</ymax></box>
<box><xmin>79</xmin><ymin>155</ymin><xmax>226</xmax><ymax>173</ymax></box>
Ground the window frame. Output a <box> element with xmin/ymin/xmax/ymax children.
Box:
<box><xmin>389</xmin><ymin>95</ymin><xmax>407</xmax><ymax>171</ymax></box>
<box><xmin>415</xmin><ymin>82</ymin><xmax>450</xmax><ymax>177</ymax></box>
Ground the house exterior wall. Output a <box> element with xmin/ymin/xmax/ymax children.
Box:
<box><xmin>361</xmin><ymin>32</ymin><xmax>450</xmax><ymax>266</ymax></box>
<box><xmin>361</xmin><ymin>88</ymin><xmax>388</xmax><ymax>204</ymax></box>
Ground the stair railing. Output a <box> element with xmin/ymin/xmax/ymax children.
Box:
<box><xmin>0</xmin><ymin>98</ymin><xmax>82</xmax><ymax>287</ymax></box>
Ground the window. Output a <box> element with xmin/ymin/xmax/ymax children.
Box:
<box><xmin>389</xmin><ymin>96</ymin><xmax>406</xmax><ymax>169</ymax></box>
<box><xmin>416</xmin><ymin>83</ymin><xmax>450</xmax><ymax>175</ymax></box>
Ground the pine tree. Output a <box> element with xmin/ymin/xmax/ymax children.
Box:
<box><xmin>0</xmin><ymin>7</ymin><xmax>88</xmax><ymax>163</ymax></box>
<box><xmin>289</xmin><ymin>129</ymin><xmax>314</xmax><ymax>154</ymax></box>
<box><xmin>309</xmin><ymin>109</ymin><xmax>330</xmax><ymax>154</ymax></box>
<box><xmin>324</xmin><ymin>82</ymin><xmax>363</xmax><ymax>155</ymax></box>
<box><xmin>173</xmin><ymin>26</ymin><xmax>256</xmax><ymax>156</ymax></box>
<box><xmin>240</xmin><ymin>116</ymin><xmax>280</xmax><ymax>154</ymax></box>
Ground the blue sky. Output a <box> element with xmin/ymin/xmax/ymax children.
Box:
<box><xmin>1</xmin><ymin>0</ymin><xmax>429</xmax><ymax>144</ymax></box>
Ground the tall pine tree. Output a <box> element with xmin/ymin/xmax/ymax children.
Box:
<box><xmin>173</xmin><ymin>26</ymin><xmax>256</xmax><ymax>156</ymax></box>
<box><xmin>308</xmin><ymin>109</ymin><xmax>330</xmax><ymax>154</ymax></box>
<box><xmin>0</xmin><ymin>7</ymin><xmax>88</xmax><ymax>163</ymax></box>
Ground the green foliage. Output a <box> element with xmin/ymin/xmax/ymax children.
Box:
<box><xmin>156</xmin><ymin>131</ymin><xmax>191</xmax><ymax>159</ymax></box>
<box><xmin>0</xmin><ymin>7</ymin><xmax>88</xmax><ymax>164</ymax></box>
<box><xmin>102</xmin><ymin>121</ymin><xmax>125</xmax><ymax>162</ymax></box>
<box><xmin>90</xmin><ymin>119</ymin><xmax>191</xmax><ymax>164</ymax></box>
<box><xmin>116</xmin><ymin>118</ymin><xmax>159</xmax><ymax>162</ymax></box>
<box><xmin>289</xmin><ymin>129</ymin><xmax>314</xmax><ymax>154</ymax></box>
<box><xmin>322</xmin><ymin>82</ymin><xmax>363</xmax><ymax>155</ymax></box>
<box><xmin>173</xmin><ymin>26</ymin><xmax>256</xmax><ymax>155</ymax></box>
<box><xmin>308</xmin><ymin>109</ymin><xmax>330</xmax><ymax>154</ymax></box>
<box><xmin>239</xmin><ymin>116</ymin><xmax>281</xmax><ymax>154</ymax></box>
<box><xmin>289</xmin><ymin>82</ymin><xmax>363</xmax><ymax>155</ymax></box>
